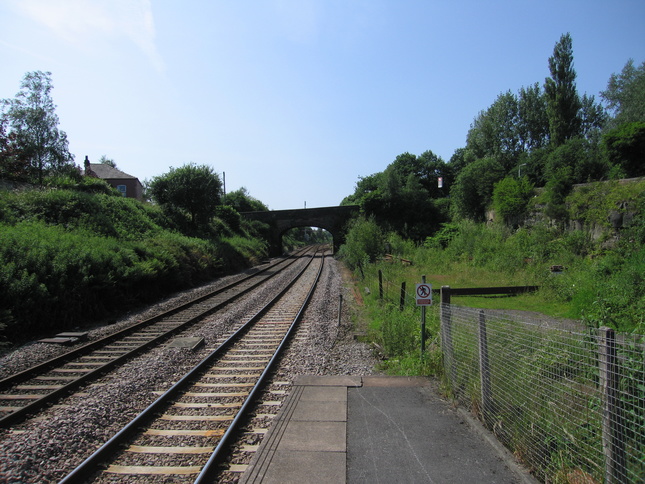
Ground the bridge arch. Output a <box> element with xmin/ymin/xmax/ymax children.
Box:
<box><xmin>241</xmin><ymin>205</ymin><xmax>360</xmax><ymax>256</ymax></box>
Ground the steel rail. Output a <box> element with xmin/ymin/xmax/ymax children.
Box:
<box><xmin>0</xmin><ymin>249</ymin><xmax>309</xmax><ymax>428</ymax></box>
<box><xmin>59</xmin><ymin>248</ymin><xmax>324</xmax><ymax>484</ymax></box>
<box><xmin>195</xmin><ymin>251</ymin><xmax>326</xmax><ymax>483</ymax></box>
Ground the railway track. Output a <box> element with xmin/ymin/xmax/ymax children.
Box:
<box><xmin>59</xmin><ymin>247</ymin><xmax>326</xmax><ymax>483</ymax></box>
<box><xmin>0</xmin><ymin>248</ymin><xmax>311</xmax><ymax>428</ymax></box>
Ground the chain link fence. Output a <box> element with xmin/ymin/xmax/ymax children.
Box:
<box><xmin>441</xmin><ymin>303</ymin><xmax>645</xmax><ymax>483</ymax></box>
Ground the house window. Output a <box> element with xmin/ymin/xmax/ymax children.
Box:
<box><xmin>116</xmin><ymin>185</ymin><xmax>127</xmax><ymax>196</ymax></box>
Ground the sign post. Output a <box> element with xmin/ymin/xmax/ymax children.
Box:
<box><xmin>416</xmin><ymin>277</ymin><xmax>432</xmax><ymax>355</ymax></box>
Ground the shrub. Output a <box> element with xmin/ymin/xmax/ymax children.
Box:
<box><xmin>338</xmin><ymin>216</ymin><xmax>385</xmax><ymax>271</ymax></box>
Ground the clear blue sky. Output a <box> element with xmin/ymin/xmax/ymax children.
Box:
<box><xmin>1</xmin><ymin>1</ymin><xmax>643</xmax><ymax>210</ymax></box>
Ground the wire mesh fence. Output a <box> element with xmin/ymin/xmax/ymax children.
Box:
<box><xmin>441</xmin><ymin>304</ymin><xmax>645</xmax><ymax>483</ymax></box>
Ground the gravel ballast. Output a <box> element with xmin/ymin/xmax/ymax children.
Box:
<box><xmin>0</xmin><ymin>255</ymin><xmax>377</xmax><ymax>483</ymax></box>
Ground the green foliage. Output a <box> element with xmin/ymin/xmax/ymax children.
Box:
<box><xmin>148</xmin><ymin>163</ymin><xmax>222</xmax><ymax>226</ymax></box>
<box><xmin>603</xmin><ymin>121</ymin><xmax>645</xmax><ymax>177</ymax></box>
<box><xmin>225</xmin><ymin>187</ymin><xmax>268</xmax><ymax>212</ymax></box>
<box><xmin>337</xmin><ymin>216</ymin><xmax>385</xmax><ymax>271</ymax></box>
<box><xmin>342</xmin><ymin>151</ymin><xmax>451</xmax><ymax>240</ymax></box>
<box><xmin>544</xmin><ymin>137</ymin><xmax>611</xmax><ymax>186</ymax></box>
<box><xmin>215</xmin><ymin>205</ymin><xmax>242</xmax><ymax>232</ymax></box>
<box><xmin>492</xmin><ymin>176</ymin><xmax>534</xmax><ymax>224</ymax></box>
<box><xmin>0</xmin><ymin>188</ymin><xmax>171</xmax><ymax>239</ymax></box>
<box><xmin>424</xmin><ymin>223</ymin><xmax>460</xmax><ymax>249</ymax></box>
<box><xmin>544</xmin><ymin>33</ymin><xmax>582</xmax><ymax>146</ymax></box>
<box><xmin>566</xmin><ymin>179</ymin><xmax>645</xmax><ymax>228</ymax></box>
<box><xmin>601</xmin><ymin>59</ymin><xmax>645</xmax><ymax>128</ymax></box>
<box><xmin>466</xmin><ymin>90</ymin><xmax>524</xmax><ymax>171</ymax></box>
<box><xmin>0</xmin><ymin>220</ymin><xmax>217</xmax><ymax>334</ymax></box>
<box><xmin>450</xmin><ymin>157</ymin><xmax>505</xmax><ymax>220</ymax></box>
<box><xmin>0</xmin><ymin>186</ymin><xmax>268</xmax><ymax>344</ymax></box>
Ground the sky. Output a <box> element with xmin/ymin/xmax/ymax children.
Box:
<box><xmin>1</xmin><ymin>1</ymin><xmax>643</xmax><ymax>210</ymax></box>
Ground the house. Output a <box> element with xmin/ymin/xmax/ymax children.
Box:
<box><xmin>83</xmin><ymin>156</ymin><xmax>144</xmax><ymax>200</ymax></box>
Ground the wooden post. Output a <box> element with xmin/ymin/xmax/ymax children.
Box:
<box><xmin>378</xmin><ymin>270</ymin><xmax>383</xmax><ymax>300</ymax></box>
<box><xmin>599</xmin><ymin>327</ymin><xmax>627</xmax><ymax>483</ymax></box>
<box><xmin>478</xmin><ymin>310</ymin><xmax>492</xmax><ymax>427</ymax></box>
<box><xmin>338</xmin><ymin>294</ymin><xmax>343</xmax><ymax>327</ymax></box>
<box><xmin>399</xmin><ymin>282</ymin><xmax>406</xmax><ymax>311</ymax></box>
<box><xmin>440</xmin><ymin>286</ymin><xmax>455</xmax><ymax>386</ymax></box>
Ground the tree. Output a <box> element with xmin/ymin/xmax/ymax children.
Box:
<box><xmin>450</xmin><ymin>157</ymin><xmax>506</xmax><ymax>221</ymax></box>
<box><xmin>466</xmin><ymin>90</ymin><xmax>522</xmax><ymax>172</ymax></box>
<box><xmin>603</xmin><ymin>121</ymin><xmax>645</xmax><ymax>177</ymax></box>
<box><xmin>148</xmin><ymin>163</ymin><xmax>222</xmax><ymax>226</ymax></box>
<box><xmin>225</xmin><ymin>187</ymin><xmax>268</xmax><ymax>212</ymax></box>
<box><xmin>544</xmin><ymin>33</ymin><xmax>582</xmax><ymax>146</ymax></box>
<box><xmin>601</xmin><ymin>59</ymin><xmax>645</xmax><ymax>128</ymax></box>
<box><xmin>1</xmin><ymin>71</ymin><xmax>74</xmax><ymax>184</ymax></box>
<box><xmin>517</xmin><ymin>83</ymin><xmax>550</xmax><ymax>151</ymax></box>
<box><xmin>0</xmin><ymin>117</ymin><xmax>29</xmax><ymax>180</ymax></box>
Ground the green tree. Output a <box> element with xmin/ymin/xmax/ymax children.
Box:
<box><xmin>417</xmin><ymin>149</ymin><xmax>453</xmax><ymax>198</ymax></box>
<box><xmin>148</xmin><ymin>163</ymin><xmax>222</xmax><ymax>226</ymax></box>
<box><xmin>544</xmin><ymin>33</ymin><xmax>582</xmax><ymax>146</ymax></box>
<box><xmin>544</xmin><ymin>137</ymin><xmax>610</xmax><ymax>184</ymax></box>
<box><xmin>225</xmin><ymin>187</ymin><xmax>268</xmax><ymax>212</ymax></box>
<box><xmin>450</xmin><ymin>157</ymin><xmax>505</xmax><ymax>221</ymax></box>
<box><xmin>1</xmin><ymin>71</ymin><xmax>74</xmax><ymax>184</ymax></box>
<box><xmin>492</xmin><ymin>176</ymin><xmax>534</xmax><ymax>225</ymax></box>
<box><xmin>603</xmin><ymin>121</ymin><xmax>645</xmax><ymax>177</ymax></box>
<box><xmin>517</xmin><ymin>83</ymin><xmax>550</xmax><ymax>151</ymax></box>
<box><xmin>466</xmin><ymin>91</ymin><xmax>522</xmax><ymax>171</ymax></box>
<box><xmin>601</xmin><ymin>59</ymin><xmax>645</xmax><ymax>128</ymax></box>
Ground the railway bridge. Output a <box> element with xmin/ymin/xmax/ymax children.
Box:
<box><xmin>241</xmin><ymin>205</ymin><xmax>360</xmax><ymax>256</ymax></box>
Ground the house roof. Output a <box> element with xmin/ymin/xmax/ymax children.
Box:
<box><xmin>88</xmin><ymin>163</ymin><xmax>140</xmax><ymax>181</ymax></box>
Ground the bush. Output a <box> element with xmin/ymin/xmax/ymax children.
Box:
<box><xmin>0</xmin><ymin>220</ymin><xmax>224</xmax><ymax>338</ymax></box>
<box><xmin>337</xmin><ymin>216</ymin><xmax>385</xmax><ymax>272</ymax></box>
<box><xmin>0</xmin><ymin>187</ymin><xmax>269</xmax><ymax>344</ymax></box>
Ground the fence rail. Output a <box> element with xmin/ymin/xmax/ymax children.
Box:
<box><xmin>440</xmin><ymin>300</ymin><xmax>645</xmax><ymax>483</ymax></box>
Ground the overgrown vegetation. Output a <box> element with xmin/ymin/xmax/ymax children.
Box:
<box><xmin>341</xmin><ymin>202</ymin><xmax>645</xmax><ymax>480</ymax></box>
<box><xmin>342</xmin><ymin>179</ymin><xmax>644</xmax><ymax>379</ymax></box>
<box><xmin>0</xmin><ymin>183</ymin><xmax>268</xmax><ymax>348</ymax></box>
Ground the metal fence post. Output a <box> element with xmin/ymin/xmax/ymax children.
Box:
<box><xmin>599</xmin><ymin>326</ymin><xmax>627</xmax><ymax>483</ymax></box>
<box><xmin>478</xmin><ymin>310</ymin><xmax>492</xmax><ymax>427</ymax></box>
<box><xmin>440</xmin><ymin>286</ymin><xmax>454</xmax><ymax>386</ymax></box>
<box><xmin>400</xmin><ymin>282</ymin><xmax>406</xmax><ymax>311</ymax></box>
<box><xmin>378</xmin><ymin>270</ymin><xmax>383</xmax><ymax>300</ymax></box>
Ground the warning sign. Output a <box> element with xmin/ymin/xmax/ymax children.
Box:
<box><xmin>416</xmin><ymin>283</ymin><xmax>433</xmax><ymax>306</ymax></box>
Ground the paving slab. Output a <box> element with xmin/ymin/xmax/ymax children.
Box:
<box><xmin>241</xmin><ymin>375</ymin><xmax>537</xmax><ymax>484</ymax></box>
